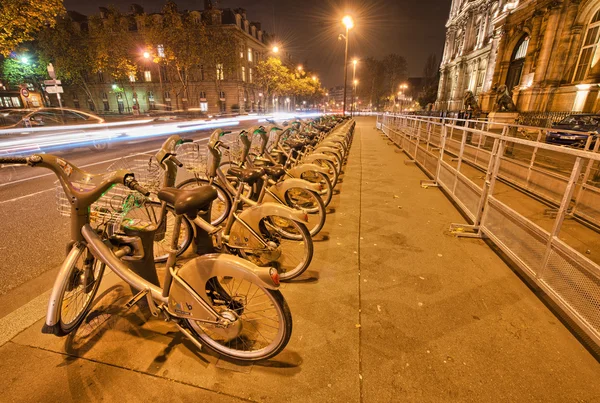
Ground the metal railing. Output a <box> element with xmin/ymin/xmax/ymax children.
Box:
<box><xmin>377</xmin><ymin>113</ymin><xmax>600</xmax><ymax>348</ymax></box>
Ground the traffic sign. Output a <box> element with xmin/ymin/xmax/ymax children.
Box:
<box><xmin>20</xmin><ymin>88</ymin><xmax>30</xmax><ymax>98</ymax></box>
<box><xmin>43</xmin><ymin>79</ymin><xmax>61</xmax><ymax>85</ymax></box>
<box><xmin>45</xmin><ymin>86</ymin><xmax>64</xmax><ymax>94</ymax></box>
<box><xmin>47</xmin><ymin>63</ymin><xmax>56</xmax><ymax>79</ymax></box>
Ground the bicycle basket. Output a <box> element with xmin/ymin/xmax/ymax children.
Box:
<box><xmin>177</xmin><ymin>142</ymin><xmax>208</xmax><ymax>176</ymax></box>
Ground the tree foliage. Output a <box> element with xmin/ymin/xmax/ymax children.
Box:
<box><xmin>417</xmin><ymin>54</ymin><xmax>440</xmax><ymax>109</ymax></box>
<box><xmin>0</xmin><ymin>0</ymin><xmax>65</xmax><ymax>56</ymax></box>
<box><xmin>255</xmin><ymin>57</ymin><xmax>326</xmax><ymax>110</ymax></box>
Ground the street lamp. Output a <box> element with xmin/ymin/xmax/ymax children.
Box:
<box><xmin>352</xmin><ymin>79</ymin><xmax>359</xmax><ymax>116</ymax></box>
<box><xmin>340</xmin><ymin>15</ymin><xmax>354</xmax><ymax>116</ymax></box>
<box><xmin>351</xmin><ymin>59</ymin><xmax>358</xmax><ymax>116</ymax></box>
<box><xmin>272</xmin><ymin>46</ymin><xmax>280</xmax><ymax>53</ymax></box>
<box><xmin>312</xmin><ymin>75</ymin><xmax>317</xmax><ymax>82</ymax></box>
<box><xmin>143</xmin><ymin>51</ymin><xmax>151</xmax><ymax>59</ymax></box>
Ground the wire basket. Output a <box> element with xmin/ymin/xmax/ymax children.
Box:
<box><xmin>107</xmin><ymin>155</ymin><xmax>164</xmax><ymax>194</ymax></box>
<box><xmin>219</xmin><ymin>132</ymin><xmax>244</xmax><ymax>164</ymax></box>
<box><xmin>55</xmin><ymin>181</ymin><xmax>147</xmax><ymax>233</ymax></box>
<box><xmin>177</xmin><ymin>142</ymin><xmax>208</xmax><ymax>176</ymax></box>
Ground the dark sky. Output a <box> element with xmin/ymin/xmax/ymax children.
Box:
<box><xmin>63</xmin><ymin>0</ymin><xmax>450</xmax><ymax>87</ymax></box>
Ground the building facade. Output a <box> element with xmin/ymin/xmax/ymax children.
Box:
<box><xmin>436</xmin><ymin>0</ymin><xmax>600</xmax><ymax>114</ymax></box>
<box><xmin>61</xmin><ymin>2</ymin><xmax>272</xmax><ymax>115</ymax></box>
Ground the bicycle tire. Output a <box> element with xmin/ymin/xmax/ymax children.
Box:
<box><xmin>57</xmin><ymin>244</ymin><xmax>105</xmax><ymax>335</ymax></box>
<box><xmin>284</xmin><ymin>188</ymin><xmax>326</xmax><ymax>237</ymax></box>
<box><xmin>185</xmin><ymin>285</ymin><xmax>292</xmax><ymax>361</ymax></box>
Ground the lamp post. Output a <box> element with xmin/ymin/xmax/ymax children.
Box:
<box><xmin>353</xmin><ymin>79</ymin><xmax>359</xmax><ymax>116</ymax></box>
<box><xmin>351</xmin><ymin>59</ymin><xmax>358</xmax><ymax>116</ymax></box>
<box><xmin>340</xmin><ymin>15</ymin><xmax>354</xmax><ymax>116</ymax></box>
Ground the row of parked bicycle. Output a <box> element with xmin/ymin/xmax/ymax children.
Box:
<box><xmin>0</xmin><ymin>115</ymin><xmax>355</xmax><ymax>362</ymax></box>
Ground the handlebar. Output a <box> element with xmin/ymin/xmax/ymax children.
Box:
<box><xmin>169</xmin><ymin>155</ymin><xmax>184</xmax><ymax>168</ymax></box>
<box><xmin>124</xmin><ymin>176</ymin><xmax>150</xmax><ymax>196</ymax></box>
<box><xmin>0</xmin><ymin>156</ymin><xmax>29</xmax><ymax>165</ymax></box>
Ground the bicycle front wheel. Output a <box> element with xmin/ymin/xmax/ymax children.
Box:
<box><xmin>185</xmin><ymin>279</ymin><xmax>292</xmax><ymax>361</ymax></box>
<box><xmin>57</xmin><ymin>244</ymin><xmax>105</xmax><ymax>335</ymax></box>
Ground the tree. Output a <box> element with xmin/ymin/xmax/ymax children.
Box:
<box><xmin>255</xmin><ymin>57</ymin><xmax>292</xmax><ymax>112</ymax></box>
<box><xmin>0</xmin><ymin>54</ymin><xmax>46</xmax><ymax>85</ymax></box>
<box><xmin>383</xmin><ymin>54</ymin><xmax>408</xmax><ymax>95</ymax></box>
<box><xmin>37</xmin><ymin>16</ymin><xmax>97</xmax><ymax>109</ymax></box>
<box><xmin>0</xmin><ymin>0</ymin><xmax>65</xmax><ymax>56</ymax></box>
<box><xmin>417</xmin><ymin>54</ymin><xmax>440</xmax><ymax>109</ymax></box>
<box><xmin>143</xmin><ymin>2</ymin><xmax>208</xmax><ymax>109</ymax></box>
<box><xmin>358</xmin><ymin>57</ymin><xmax>386</xmax><ymax>109</ymax></box>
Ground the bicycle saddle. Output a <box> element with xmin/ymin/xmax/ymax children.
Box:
<box><xmin>263</xmin><ymin>165</ymin><xmax>286</xmax><ymax>181</ymax></box>
<box><xmin>157</xmin><ymin>186</ymin><xmax>218</xmax><ymax>217</ymax></box>
<box><xmin>227</xmin><ymin>166</ymin><xmax>264</xmax><ymax>184</ymax></box>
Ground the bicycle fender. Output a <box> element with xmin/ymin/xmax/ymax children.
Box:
<box><xmin>302</xmin><ymin>153</ymin><xmax>337</xmax><ymax>165</ymax></box>
<box><xmin>42</xmin><ymin>243</ymin><xmax>87</xmax><ymax>335</ymax></box>
<box><xmin>228</xmin><ymin>202</ymin><xmax>309</xmax><ymax>249</ymax></box>
<box><xmin>168</xmin><ymin>254</ymin><xmax>278</xmax><ymax>320</ymax></box>
<box><xmin>269</xmin><ymin>178</ymin><xmax>322</xmax><ymax>200</ymax></box>
<box><xmin>287</xmin><ymin>163</ymin><xmax>329</xmax><ymax>178</ymax></box>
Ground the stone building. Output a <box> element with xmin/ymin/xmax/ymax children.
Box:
<box><xmin>436</xmin><ymin>0</ymin><xmax>600</xmax><ymax>114</ymax></box>
<box><xmin>62</xmin><ymin>2</ymin><xmax>272</xmax><ymax>115</ymax></box>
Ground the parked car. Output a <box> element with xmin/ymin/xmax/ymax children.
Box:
<box><xmin>546</xmin><ymin>114</ymin><xmax>600</xmax><ymax>148</ymax></box>
<box><xmin>0</xmin><ymin>108</ymin><xmax>104</xmax><ymax>129</ymax></box>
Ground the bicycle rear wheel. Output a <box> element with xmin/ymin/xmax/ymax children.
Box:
<box><xmin>185</xmin><ymin>279</ymin><xmax>292</xmax><ymax>361</ymax></box>
<box><xmin>284</xmin><ymin>188</ymin><xmax>326</xmax><ymax>237</ymax></box>
<box><xmin>57</xmin><ymin>244</ymin><xmax>105</xmax><ymax>335</ymax></box>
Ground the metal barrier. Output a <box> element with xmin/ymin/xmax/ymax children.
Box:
<box><xmin>378</xmin><ymin>113</ymin><xmax>600</xmax><ymax>348</ymax></box>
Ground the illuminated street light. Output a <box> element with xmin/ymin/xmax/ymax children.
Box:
<box><xmin>143</xmin><ymin>51</ymin><xmax>151</xmax><ymax>59</ymax></box>
<box><xmin>21</xmin><ymin>56</ymin><xmax>29</xmax><ymax>64</ymax></box>
<box><xmin>340</xmin><ymin>15</ymin><xmax>355</xmax><ymax>115</ymax></box>
<box><xmin>112</xmin><ymin>84</ymin><xmax>118</xmax><ymax>90</ymax></box>
<box><xmin>297</xmin><ymin>65</ymin><xmax>303</xmax><ymax>71</ymax></box>
<box><xmin>272</xmin><ymin>46</ymin><xmax>280</xmax><ymax>53</ymax></box>
<box><xmin>342</xmin><ymin>15</ymin><xmax>355</xmax><ymax>30</ymax></box>
<box><xmin>312</xmin><ymin>75</ymin><xmax>317</xmax><ymax>81</ymax></box>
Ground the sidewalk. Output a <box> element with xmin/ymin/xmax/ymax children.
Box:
<box><xmin>0</xmin><ymin>117</ymin><xmax>598</xmax><ymax>402</ymax></box>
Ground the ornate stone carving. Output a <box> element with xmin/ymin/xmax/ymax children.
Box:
<box><xmin>494</xmin><ymin>84</ymin><xmax>517</xmax><ymax>111</ymax></box>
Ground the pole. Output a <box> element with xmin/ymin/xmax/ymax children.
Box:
<box><xmin>342</xmin><ymin>27</ymin><xmax>349</xmax><ymax>116</ymax></box>
<box><xmin>351</xmin><ymin>62</ymin><xmax>356</xmax><ymax>117</ymax></box>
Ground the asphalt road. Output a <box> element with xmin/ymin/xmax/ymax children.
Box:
<box><xmin>0</xmin><ymin>118</ymin><xmax>264</xmax><ymax>299</ymax></box>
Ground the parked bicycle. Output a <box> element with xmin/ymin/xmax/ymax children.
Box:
<box><xmin>0</xmin><ymin>153</ymin><xmax>292</xmax><ymax>361</ymax></box>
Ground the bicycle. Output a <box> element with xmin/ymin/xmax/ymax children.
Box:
<box><xmin>0</xmin><ymin>153</ymin><xmax>292</xmax><ymax>361</ymax></box>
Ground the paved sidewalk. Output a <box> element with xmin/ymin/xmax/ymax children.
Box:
<box><xmin>0</xmin><ymin>117</ymin><xmax>598</xmax><ymax>402</ymax></box>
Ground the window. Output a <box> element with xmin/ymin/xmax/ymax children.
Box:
<box><xmin>216</xmin><ymin>64</ymin><xmax>224</xmax><ymax>80</ymax></box>
<box><xmin>73</xmin><ymin>94</ymin><xmax>80</xmax><ymax>109</ymax></box>
<box><xmin>219</xmin><ymin>91</ymin><xmax>226</xmax><ymax>100</ymax></box>
<box><xmin>249</xmin><ymin>68</ymin><xmax>253</xmax><ymax>83</ymax></box>
<box><xmin>157</xmin><ymin>44</ymin><xmax>165</xmax><ymax>58</ymax></box>
<box><xmin>97</xmin><ymin>71</ymin><xmax>104</xmax><ymax>83</ymax></box>
<box><xmin>88</xmin><ymin>97</ymin><xmax>95</xmax><ymax>111</ymax></box>
<box><xmin>102</xmin><ymin>92</ymin><xmax>109</xmax><ymax>111</ymax></box>
<box><xmin>248</xmin><ymin>47</ymin><xmax>253</xmax><ymax>62</ymax></box>
<box><xmin>506</xmin><ymin>35</ymin><xmax>529</xmax><ymax>90</ymax></box>
<box><xmin>200</xmin><ymin>65</ymin><xmax>205</xmax><ymax>81</ymax></box>
<box><xmin>144</xmin><ymin>71</ymin><xmax>152</xmax><ymax>82</ymax></box>
<box><xmin>240</xmin><ymin>45</ymin><xmax>244</xmax><ymax>59</ymax></box>
<box><xmin>164</xmin><ymin>91</ymin><xmax>172</xmax><ymax>111</ymax></box>
<box><xmin>574</xmin><ymin>11</ymin><xmax>600</xmax><ymax>82</ymax></box>
<box><xmin>241</xmin><ymin>66</ymin><xmax>246</xmax><ymax>82</ymax></box>
<box><xmin>148</xmin><ymin>91</ymin><xmax>156</xmax><ymax>110</ymax></box>
<box><xmin>199</xmin><ymin>91</ymin><xmax>206</xmax><ymax>100</ymax></box>
<box><xmin>200</xmin><ymin>102</ymin><xmax>208</xmax><ymax>112</ymax></box>
<box><xmin>129</xmin><ymin>72</ymin><xmax>136</xmax><ymax>82</ymax></box>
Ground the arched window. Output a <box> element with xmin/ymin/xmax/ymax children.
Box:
<box><xmin>573</xmin><ymin>10</ymin><xmax>600</xmax><ymax>82</ymax></box>
<box><xmin>506</xmin><ymin>35</ymin><xmax>529</xmax><ymax>90</ymax></box>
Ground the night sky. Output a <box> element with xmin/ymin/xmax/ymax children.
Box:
<box><xmin>63</xmin><ymin>0</ymin><xmax>450</xmax><ymax>87</ymax></box>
